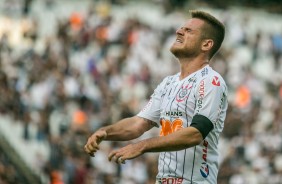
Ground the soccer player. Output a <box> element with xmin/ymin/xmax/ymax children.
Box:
<box><xmin>84</xmin><ymin>10</ymin><xmax>228</xmax><ymax>184</ymax></box>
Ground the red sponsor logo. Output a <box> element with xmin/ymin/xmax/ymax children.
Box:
<box><xmin>200</xmin><ymin>140</ymin><xmax>209</xmax><ymax>178</ymax></box>
<box><xmin>196</xmin><ymin>80</ymin><xmax>205</xmax><ymax>113</ymax></box>
<box><xmin>212</xmin><ymin>76</ymin><xmax>220</xmax><ymax>86</ymax></box>
<box><xmin>202</xmin><ymin>140</ymin><xmax>208</xmax><ymax>162</ymax></box>
<box><xmin>199</xmin><ymin>80</ymin><xmax>205</xmax><ymax>98</ymax></box>
<box><xmin>161</xmin><ymin>178</ymin><xmax>183</xmax><ymax>184</ymax></box>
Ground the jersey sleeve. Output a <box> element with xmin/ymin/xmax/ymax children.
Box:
<box><xmin>193</xmin><ymin>75</ymin><xmax>228</xmax><ymax>127</ymax></box>
<box><xmin>137</xmin><ymin>77</ymin><xmax>169</xmax><ymax>127</ymax></box>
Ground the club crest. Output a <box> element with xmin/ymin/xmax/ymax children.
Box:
<box><xmin>176</xmin><ymin>84</ymin><xmax>192</xmax><ymax>102</ymax></box>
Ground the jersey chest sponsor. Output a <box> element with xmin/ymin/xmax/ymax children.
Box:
<box><xmin>160</xmin><ymin>111</ymin><xmax>184</xmax><ymax>136</ymax></box>
<box><xmin>159</xmin><ymin>118</ymin><xmax>183</xmax><ymax>136</ymax></box>
<box><xmin>164</xmin><ymin>111</ymin><xmax>183</xmax><ymax>117</ymax></box>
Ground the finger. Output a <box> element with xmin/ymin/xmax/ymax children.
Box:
<box><xmin>86</xmin><ymin>136</ymin><xmax>100</xmax><ymax>149</ymax></box>
<box><xmin>115</xmin><ymin>156</ymin><xmax>120</xmax><ymax>164</ymax></box>
<box><xmin>112</xmin><ymin>153</ymin><xmax>123</xmax><ymax>164</ymax></box>
<box><xmin>88</xmin><ymin>135</ymin><xmax>100</xmax><ymax>146</ymax></box>
<box><xmin>89</xmin><ymin>142</ymin><xmax>99</xmax><ymax>150</ymax></box>
<box><xmin>89</xmin><ymin>152</ymin><xmax>95</xmax><ymax>157</ymax></box>
<box><xmin>84</xmin><ymin>144</ymin><xmax>99</xmax><ymax>157</ymax></box>
<box><xmin>89</xmin><ymin>142</ymin><xmax>99</xmax><ymax>151</ymax></box>
<box><xmin>84</xmin><ymin>143</ymin><xmax>97</xmax><ymax>153</ymax></box>
<box><xmin>108</xmin><ymin>150</ymin><xmax>118</xmax><ymax>161</ymax></box>
<box><xmin>84</xmin><ymin>144</ymin><xmax>91</xmax><ymax>154</ymax></box>
<box><xmin>118</xmin><ymin>157</ymin><xmax>126</xmax><ymax>164</ymax></box>
<box><xmin>85</xmin><ymin>145</ymin><xmax>97</xmax><ymax>153</ymax></box>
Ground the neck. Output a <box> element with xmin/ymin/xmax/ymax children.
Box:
<box><xmin>178</xmin><ymin>57</ymin><xmax>209</xmax><ymax>80</ymax></box>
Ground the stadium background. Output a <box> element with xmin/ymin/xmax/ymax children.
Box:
<box><xmin>0</xmin><ymin>0</ymin><xmax>282</xmax><ymax>183</ymax></box>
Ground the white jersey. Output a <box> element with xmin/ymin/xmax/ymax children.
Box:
<box><xmin>137</xmin><ymin>65</ymin><xmax>228</xmax><ymax>184</ymax></box>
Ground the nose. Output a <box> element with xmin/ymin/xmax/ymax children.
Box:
<box><xmin>176</xmin><ymin>28</ymin><xmax>184</xmax><ymax>35</ymax></box>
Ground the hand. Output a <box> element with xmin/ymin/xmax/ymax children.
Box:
<box><xmin>84</xmin><ymin>129</ymin><xmax>107</xmax><ymax>157</ymax></box>
<box><xmin>108</xmin><ymin>142</ymin><xmax>145</xmax><ymax>164</ymax></box>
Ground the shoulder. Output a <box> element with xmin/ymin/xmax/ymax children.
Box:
<box><xmin>159</xmin><ymin>73</ymin><xmax>179</xmax><ymax>86</ymax></box>
<box><xmin>198</xmin><ymin>66</ymin><xmax>226</xmax><ymax>85</ymax></box>
<box><xmin>153</xmin><ymin>73</ymin><xmax>179</xmax><ymax>94</ymax></box>
<box><xmin>164</xmin><ymin>73</ymin><xmax>179</xmax><ymax>82</ymax></box>
<box><xmin>194</xmin><ymin>66</ymin><xmax>227</xmax><ymax>92</ymax></box>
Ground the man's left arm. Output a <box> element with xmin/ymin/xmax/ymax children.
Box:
<box><xmin>108</xmin><ymin>126</ymin><xmax>203</xmax><ymax>164</ymax></box>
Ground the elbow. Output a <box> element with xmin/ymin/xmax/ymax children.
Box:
<box><xmin>187</xmin><ymin>127</ymin><xmax>205</xmax><ymax>146</ymax></box>
<box><xmin>189</xmin><ymin>133</ymin><xmax>203</xmax><ymax>146</ymax></box>
<box><xmin>194</xmin><ymin>137</ymin><xmax>203</xmax><ymax>145</ymax></box>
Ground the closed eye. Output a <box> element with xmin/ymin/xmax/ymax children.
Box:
<box><xmin>181</xmin><ymin>27</ymin><xmax>192</xmax><ymax>32</ymax></box>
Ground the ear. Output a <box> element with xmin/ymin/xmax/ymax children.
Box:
<box><xmin>202</xmin><ymin>39</ymin><xmax>213</xmax><ymax>52</ymax></box>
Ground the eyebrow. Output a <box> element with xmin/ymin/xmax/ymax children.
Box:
<box><xmin>181</xmin><ymin>26</ymin><xmax>199</xmax><ymax>32</ymax></box>
<box><xmin>181</xmin><ymin>26</ymin><xmax>196</xmax><ymax>32</ymax></box>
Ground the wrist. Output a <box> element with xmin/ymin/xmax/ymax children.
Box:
<box><xmin>98</xmin><ymin>128</ymin><xmax>108</xmax><ymax>141</ymax></box>
<box><xmin>139</xmin><ymin>139</ymin><xmax>148</xmax><ymax>154</ymax></box>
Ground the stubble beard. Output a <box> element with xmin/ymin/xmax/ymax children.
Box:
<box><xmin>170</xmin><ymin>42</ymin><xmax>201</xmax><ymax>59</ymax></box>
<box><xmin>170</xmin><ymin>45</ymin><xmax>192</xmax><ymax>59</ymax></box>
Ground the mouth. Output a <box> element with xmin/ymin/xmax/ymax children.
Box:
<box><xmin>175</xmin><ymin>37</ymin><xmax>183</xmax><ymax>44</ymax></box>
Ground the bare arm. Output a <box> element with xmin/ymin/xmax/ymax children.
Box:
<box><xmin>84</xmin><ymin>116</ymin><xmax>157</xmax><ymax>156</ymax></box>
<box><xmin>109</xmin><ymin>127</ymin><xmax>203</xmax><ymax>163</ymax></box>
<box><xmin>101</xmin><ymin>116</ymin><xmax>157</xmax><ymax>141</ymax></box>
<box><xmin>140</xmin><ymin>126</ymin><xmax>202</xmax><ymax>152</ymax></box>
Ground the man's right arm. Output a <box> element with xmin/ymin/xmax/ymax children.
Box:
<box><xmin>84</xmin><ymin>116</ymin><xmax>157</xmax><ymax>157</ymax></box>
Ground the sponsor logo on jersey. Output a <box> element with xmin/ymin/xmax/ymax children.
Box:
<box><xmin>160</xmin><ymin>118</ymin><xmax>183</xmax><ymax>136</ymax></box>
<box><xmin>212</xmin><ymin>76</ymin><xmax>220</xmax><ymax>86</ymax></box>
<box><xmin>165</xmin><ymin>111</ymin><xmax>183</xmax><ymax>117</ymax></box>
<box><xmin>176</xmin><ymin>84</ymin><xmax>193</xmax><ymax>102</ymax></box>
<box><xmin>201</xmin><ymin>67</ymin><xmax>208</xmax><ymax>77</ymax></box>
<box><xmin>196</xmin><ymin>80</ymin><xmax>205</xmax><ymax>112</ymax></box>
<box><xmin>200</xmin><ymin>140</ymin><xmax>209</xmax><ymax>178</ymax></box>
<box><xmin>165</xmin><ymin>76</ymin><xmax>175</xmax><ymax>87</ymax></box>
<box><xmin>200</xmin><ymin>162</ymin><xmax>209</xmax><ymax>178</ymax></box>
<box><xmin>159</xmin><ymin>177</ymin><xmax>183</xmax><ymax>184</ymax></box>
<box><xmin>216</xmin><ymin>93</ymin><xmax>225</xmax><ymax>122</ymax></box>
<box><xmin>188</xmin><ymin>77</ymin><xmax>197</xmax><ymax>83</ymax></box>
<box><xmin>141</xmin><ymin>98</ymin><xmax>152</xmax><ymax>112</ymax></box>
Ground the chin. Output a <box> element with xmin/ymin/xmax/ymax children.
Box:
<box><xmin>170</xmin><ymin>46</ymin><xmax>182</xmax><ymax>58</ymax></box>
<box><xmin>170</xmin><ymin>45</ymin><xmax>177</xmax><ymax>53</ymax></box>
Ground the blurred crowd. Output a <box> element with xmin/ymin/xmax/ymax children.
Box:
<box><xmin>0</xmin><ymin>149</ymin><xmax>25</xmax><ymax>184</ymax></box>
<box><xmin>0</xmin><ymin>0</ymin><xmax>282</xmax><ymax>184</ymax></box>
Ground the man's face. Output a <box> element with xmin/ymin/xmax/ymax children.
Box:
<box><xmin>170</xmin><ymin>18</ymin><xmax>205</xmax><ymax>58</ymax></box>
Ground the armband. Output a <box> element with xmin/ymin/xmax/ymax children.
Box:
<box><xmin>190</xmin><ymin>114</ymin><xmax>214</xmax><ymax>139</ymax></box>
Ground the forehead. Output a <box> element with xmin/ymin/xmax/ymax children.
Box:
<box><xmin>183</xmin><ymin>18</ymin><xmax>205</xmax><ymax>30</ymax></box>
